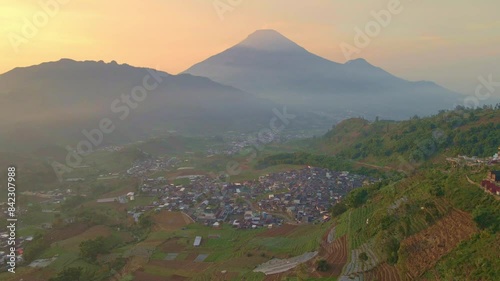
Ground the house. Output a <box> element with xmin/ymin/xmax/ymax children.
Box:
<box><xmin>487</xmin><ymin>171</ymin><xmax>500</xmax><ymax>182</ymax></box>
<box><xmin>482</xmin><ymin>180</ymin><xmax>500</xmax><ymax>196</ymax></box>
<box><xmin>244</xmin><ymin>211</ymin><xmax>253</xmax><ymax>220</ymax></box>
<box><xmin>251</xmin><ymin>216</ymin><xmax>261</xmax><ymax>225</ymax></box>
<box><xmin>193</xmin><ymin>236</ymin><xmax>202</xmax><ymax>247</ymax></box>
<box><xmin>127</xmin><ymin>192</ymin><xmax>135</xmax><ymax>201</ymax></box>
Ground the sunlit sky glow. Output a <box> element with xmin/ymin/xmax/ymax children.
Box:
<box><xmin>1</xmin><ymin>0</ymin><xmax>499</xmax><ymax>94</ymax></box>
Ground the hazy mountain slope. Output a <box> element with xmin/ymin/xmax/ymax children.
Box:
<box><xmin>184</xmin><ymin>29</ymin><xmax>463</xmax><ymax>119</ymax></box>
<box><xmin>0</xmin><ymin>59</ymin><xmax>275</xmax><ymax>152</ymax></box>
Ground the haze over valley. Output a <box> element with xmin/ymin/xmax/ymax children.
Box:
<box><xmin>0</xmin><ymin>1</ymin><xmax>499</xmax><ymax>281</ymax></box>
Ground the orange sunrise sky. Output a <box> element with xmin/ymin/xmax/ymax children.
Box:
<box><xmin>1</xmin><ymin>0</ymin><xmax>499</xmax><ymax>94</ymax></box>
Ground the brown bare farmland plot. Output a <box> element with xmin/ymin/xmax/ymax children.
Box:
<box><xmin>258</xmin><ymin>224</ymin><xmax>299</xmax><ymax>237</ymax></box>
<box><xmin>151</xmin><ymin>211</ymin><xmax>193</xmax><ymax>232</ymax></box>
<box><xmin>400</xmin><ymin>209</ymin><xmax>478</xmax><ymax>279</ymax></box>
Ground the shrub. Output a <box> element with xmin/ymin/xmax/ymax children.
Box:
<box><xmin>473</xmin><ymin>206</ymin><xmax>499</xmax><ymax>233</ymax></box>
<box><xmin>317</xmin><ymin>259</ymin><xmax>330</xmax><ymax>272</ymax></box>
<box><xmin>331</xmin><ymin>202</ymin><xmax>347</xmax><ymax>217</ymax></box>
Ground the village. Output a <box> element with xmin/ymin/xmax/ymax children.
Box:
<box><xmin>446</xmin><ymin>146</ymin><xmax>500</xmax><ymax>197</ymax></box>
<box><xmin>3</xmin><ymin>144</ymin><xmax>497</xmax><ymax>271</ymax></box>
<box><xmin>130</xmin><ymin>167</ymin><xmax>378</xmax><ymax>229</ymax></box>
<box><xmin>445</xmin><ymin>146</ymin><xmax>500</xmax><ymax>167</ymax></box>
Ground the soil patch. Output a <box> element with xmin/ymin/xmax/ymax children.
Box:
<box><xmin>151</xmin><ymin>211</ymin><xmax>192</xmax><ymax>232</ymax></box>
<box><xmin>258</xmin><ymin>224</ymin><xmax>299</xmax><ymax>237</ymax></box>
<box><xmin>400</xmin><ymin>209</ymin><xmax>478</xmax><ymax>279</ymax></box>
<box><xmin>45</xmin><ymin>223</ymin><xmax>89</xmax><ymax>244</ymax></box>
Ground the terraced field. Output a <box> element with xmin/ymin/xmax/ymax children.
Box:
<box><xmin>250</xmin><ymin>222</ymin><xmax>331</xmax><ymax>256</ymax></box>
<box><xmin>400</xmin><ymin>209</ymin><xmax>478</xmax><ymax>279</ymax></box>
<box><xmin>348</xmin><ymin>205</ymin><xmax>375</xmax><ymax>249</ymax></box>
<box><xmin>408</xmin><ymin>215</ymin><xmax>428</xmax><ymax>234</ymax></box>
<box><xmin>258</xmin><ymin>224</ymin><xmax>299</xmax><ymax>237</ymax></box>
<box><xmin>365</xmin><ymin>262</ymin><xmax>401</xmax><ymax>281</ymax></box>
<box><xmin>333</xmin><ymin>204</ymin><xmax>375</xmax><ymax>250</ymax></box>
<box><xmin>318</xmin><ymin>234</ymin><xmax>348</xmax><ymax>277</ymax></box>
<box><xmin>342</xmin><ymin>242</ymin><xmax>381</xmax><ymax>276</ymax></box>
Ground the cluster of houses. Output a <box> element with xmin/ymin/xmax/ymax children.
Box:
<box><xmin>126</xmin><ymin>167</ymin><xmax>376</xmax><ymax>228</ymax></box>
<box><xmin>448</xmin><ymin>147</ymin><xmax>500</xmax><ymax>196</ymax></box>
<box><xmin>0</xmin><ymin>234</ymin><xmax>32</xmax><ymax>267</ymax></box>
<box><xmin>447</xmin><ymin>147</ymin><xmax>500</xmax><ymax>167</ymax></box>
<box><xmin>126</xmin><ymin>154</ymin><xmax>181</xmax><ymax>177</ymax></box>
<box><xmin>230</xmin><ymin>211</ymin><xmax>283</xmax><ymax>229</ymax></box>
<box><xmin>97</xmin><ymin>145</ymin><xmax>125</xmax><ymax>152</ymax></box>
<box><xmin>248</xmin><ymin>168</ymin><xmax>377</xmax><ymax>223</ymax></box>
<box><xmin>20</xmin><ymin>188</ymin><xmax>76</xmax><ymax>205</ymax></box>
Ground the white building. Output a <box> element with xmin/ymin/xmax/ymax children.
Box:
<box><xmin>193</xmin><ymin>236</ymin><xmax>202</xmax><ymax>247</ymax></box>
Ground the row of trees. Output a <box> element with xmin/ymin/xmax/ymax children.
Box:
<box><xmin>256</xmin><ymin>152</ymin><xmax>384</xmax><ymax>178</ymax></box>
<box><xmin>79</xmin><ymin>235</ymin><xmax>121</xmax><ymax>262</ymax></box>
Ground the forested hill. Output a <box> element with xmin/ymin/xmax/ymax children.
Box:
<box><xmin>257</xmin><ymin>106</ymin><xmax>500</xmax><ymax>175</ymax></box>
<box><xmin>319</xmin><ymin>106</ymin><xmax>500</xmax><ymax>164</ymax></box>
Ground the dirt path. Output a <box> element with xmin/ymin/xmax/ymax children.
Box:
<box><xmin>181</xmin><ymin>211</ymin><xmax>195</xmax><ymax>224</ymax></box>
<box><xmin>466</xmin><ymin>175</ymin><xmax>481</xmax><ymax>186</ymax></box>
<box><xmin>466</xmin><ymin>175</ymin><xmax>500</xmax><ymax>200</ymax></box>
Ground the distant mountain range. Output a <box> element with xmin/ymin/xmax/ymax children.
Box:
<box><xmin>0</xmin><ymin>59</ymin><xmax>274</xmax><ymax>151</ymax></box>
<box><xmin>0</xmin><ymin>29</ymin><xmax>469</xmax><ymax>151</ymax></box>
<box><xmin>184</xmin><ymin>29</ymin><xmax>463</xmax><ymax>119</ymax></box>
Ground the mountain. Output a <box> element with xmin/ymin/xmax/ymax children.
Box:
<box><xmin>184</xmin><ymin>29</ymin><xmax>463</xmax><ymax>119</ymax></box>
<box><xmin>0</xmin><ymin>59</ymin><xmax>275</xmax><ymax>152</ymax></box>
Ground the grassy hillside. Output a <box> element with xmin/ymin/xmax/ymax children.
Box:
<box><xmin>255</xmin><ymin>107</ymin><xmax>500</xmax><ymax>280</ymax></box>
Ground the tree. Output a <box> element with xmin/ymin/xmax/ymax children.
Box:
<box><xmin>316</xmin><ymin>259</ymin><xmax>330</xmax><ymax>272</ymax></box>
<box><xmin>380</xmin><ymin>215</ymin><xmax>395</xmax><ymax>230</ymax></box>
<box><xmin>346</xmin><ymin>188</ymin><xmax>369</xmax><ymax>208</ymax></box>
<box><xmin>331</xmin><ymin>202</ymin><xmax>347</xmax><ymax>217</ymax></box>
<box><xmin>79</xmin><ymin>236</ymin><xmax>109</xmax><ymax>262</ymax></box>
<box><xmin>359</xmin><ymin>252</ymin><xmax>369</xmax><ymax>278</ymax></box>
<box><xmin>473</xmin><ymin>206</ymin><xmax>499</xmax><ymax>233</ymax></box>
<box><xmin>385</xmin><ymin>237</ymin><xmax>400</xmax><ymax>264</ymax></box>
<box><xmin>359</xmin><ymin>252</ymin><xmax>368</xmax><ymax>262</ymax></box>
<box><xmin>429</xmin><ymin>186</ymin><xmax>444</xmax><ymax>197</ymax></box>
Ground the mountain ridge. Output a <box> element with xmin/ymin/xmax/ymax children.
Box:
<box><xmin>0</xmin><ymin>59</ymin><xmax>276</xmax><ymax>152</ymax></box>
<box><xmin>183</xmin><ymin>29</ymin><xmax>461</xmax><ymax>120</ymax></box>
